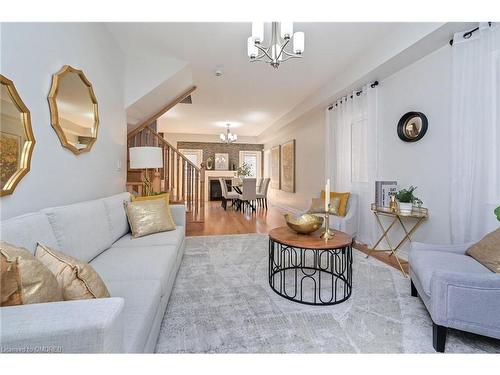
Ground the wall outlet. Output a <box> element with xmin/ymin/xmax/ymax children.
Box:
<box><xmin>117</xmin><ymin>160</ymin><xmax>122</xmax><ymax>172</ymax></box>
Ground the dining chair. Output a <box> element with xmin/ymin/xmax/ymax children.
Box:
<box><xmin>237</xmin><ymin>178</ymin><xmax>257</xmax><ymax>212</ymax></box>
<box><xmin>256</xmin><ymin>177</ymin><xmax>270</xmax><ymax>209</ymax></box>
<box><xmin>219</xmin><ymin>178</ymin><xmax>238</xmax><ymax>210</ymax></box>
<box><xmin>256</xmin><ymin>178</ymin><xmax>263</xmax><ymax>194</ymax></box>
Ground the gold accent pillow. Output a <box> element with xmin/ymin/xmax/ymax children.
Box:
<box><xmin>131</xmin><ymin>193</ymin><xmax>176</xmax><ymax>226</ymax></box>
<box><xmin>321</xmin><ymin>191</ymin><xmax>350</xmax><ymax>217</ymax></box>
<box><xmin>35</xmin><ymin>243</ymin><xmax>110</xmax><ymax>300</ymax></box>
<box><xmin>307</xmin><ymin>197</ymin><xmax>341</xmax><ymax>216</ymax></box>
<box><xmin>0</xmin><ymin>241</ymin><xmax>63</xmax><ymax>307</ymax></box>
<box><xmin>466</xmin><ymin>228</ymin><xmax>500</xmax><ymax>273</ymax></box>
<box><xmin>125</xmin><ymin>198</ymin><xmax>176</xmax><ymax>238</ymax></box>
<box><xmin>132</xmin><ymin>192</ymin><xmax>170</xmax><ymax>203</ymax></box>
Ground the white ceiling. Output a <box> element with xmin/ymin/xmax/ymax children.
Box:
<box><xmin>107</xmin><ymin>22</ymin><xmax>433</xmax><ymax>137</ymax></box>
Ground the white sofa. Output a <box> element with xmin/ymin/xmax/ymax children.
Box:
<box><xmin>0</xmin><ymin>192</ymin><xmax>186</xmax><ymax>353</ymax></box>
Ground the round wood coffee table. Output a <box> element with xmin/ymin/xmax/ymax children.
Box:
<box><xmin>268</xmin><ymin>226</ymin><xmax>353</xmax><ymax>305</ymax></box>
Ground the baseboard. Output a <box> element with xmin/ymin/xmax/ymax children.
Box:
<box><xmin>268</xmin><ymin>201</ymin><xmax>303</xmax><ymax>215</ymax></box>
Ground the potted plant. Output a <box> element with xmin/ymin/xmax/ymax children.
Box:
<box><xmin>236</xmin><ymin>162</ymin><xmax>252</xmax><ymax>178</ymax></box>
<box><xmin>495</xmin><ymin>206</ymin><xmax>500</xmax><ymax>222</ymax></box>
<box><xmin>394</xmin><ymin>186</ymin><xmax>423</xmax><ymax>215</ymax></box>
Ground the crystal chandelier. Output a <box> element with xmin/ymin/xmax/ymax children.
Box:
<box><xmin>220</xmin><ymin>124</ymin><xmax>238</xmax><ymax>143</ymax></box>
<box><xmin>247</xmin><ymin>22</ymin><xmax>305</xmax><ymax>69</ymax></box>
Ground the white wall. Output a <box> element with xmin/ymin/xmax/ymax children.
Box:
<box><xmin>377</xmin><ymin>45</ymin><xmax>452</xmax><ymax>246</ymax></box>
<box><xmin>1</xmin><ymin>23</ymin><xmax>127</xmax><ymax>219</ymax></box>
<box><xmin>260</xmin><ymin>45</ymin><xmax>454</xmax><ymax>251</ymax></box>
<box><xmin>162</xmin><ymin>132</ymin><xmax>259</xmax><ymax>147</ymax></box>
<box><xmin>260</xmin><ymin>108</ymin><xmax>325</xmax><ymax>212</ymax></box>
<box><xmin>124</xmin><ymin>55</ymin><xmax>187</xmax><ymax>108</ymax></box>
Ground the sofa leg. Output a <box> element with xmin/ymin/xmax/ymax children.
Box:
<box><xmin>432</xmin><ymin>323</ymin><xmax>447</xmax><ymax>353</ymax></box>
<box><xmin>410</xmin><ymin>279</ymin><xmax>418</xmax><ymax>297</ymax></box>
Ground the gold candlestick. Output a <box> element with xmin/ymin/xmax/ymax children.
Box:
<box><xmin>320</xmin><ymin>204</ymin><xmax>334</xmax><ymax>240</ymax></box>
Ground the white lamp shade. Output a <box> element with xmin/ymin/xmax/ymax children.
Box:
<box><xmin>280</xmin><ymin>22</ymin><xmax>293</xmax><ymax>39</ymax></box>
<box><xmin>252</xmin><ymin>22</ymin><xmax>264</xmax><ymax>44</ymax></box>
<box><xmin>129</xmin><ymin>147</ymin><xmax>163</xmax><ymax>169</ymax></box>
<box><xmin>293</xmin><ymin>31</ymin><xmax>305</xmax><ymax>54</ymax></box>
<box><xmin>247</xmin><ymin>36</ymin><xmax>258</xmax><ymax>58</ymax></box>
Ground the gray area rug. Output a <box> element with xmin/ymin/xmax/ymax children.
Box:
<box><xmin>155</xmin><ymin>234</ymin><xmax>500</xmax><ymax>353</ymax></box>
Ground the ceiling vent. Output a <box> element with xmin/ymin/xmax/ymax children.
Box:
<box><xmin>180</xmin><ymin>95</ymin><xmax>192</xmax><ymax>104</ymax></box>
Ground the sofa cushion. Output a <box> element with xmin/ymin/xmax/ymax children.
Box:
<box><xmin>124</xmin><ymin>199</ymin><xmax>176</xmax><ymax>238</ymax></box>
<box><xmin>36</xmin><ymin>244</ymin><xmax>110</xmax><ymax>300</ymax></box>
<box><xmin>0</xmin><ymin>212</ymin><xmax>58</xmax><ymax>254</ymax></box>
<box><xmin>410</xmin><ymin>250</ymin><xmax>491</xmax><ymax>296</ymax></box>
<box><xmin>90</xmin><ymin>245</ymin><xmax>178</xmax><ymax>296</ymax></box>
<box><xmin>1</xmin><ymin>241</ymin><xmax>63</xmax><ymax>306</ymax></box>
<box><xmin>321</xmin><ymin>191</ymin><xmax>350</xmax><ymax>217</ymax></box>
<box><xmin>466</xmin><ymin>227</ymin><xmax>500</xmax><ymax>273</ymax></box>
<box><xmin>42</xmin><ymin>199</ymin><xmax>113</xmax><ymax>263</ymax></box>
<box><xmin>102</xmin><ymin>192</ymin><xmax>131</xmax><ymax>243</ymax></box>
<box><xmin>111</xmin><ymin>227</ymin><xmax>185</xmax><ymax>249</ymax></box>
<box><xmin>105</xmin><ymin>279</ymin><xmax>161</xmax><ymax>353</ymax></box>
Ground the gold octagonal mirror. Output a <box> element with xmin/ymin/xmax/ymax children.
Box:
<box><xmin>48</xmin><ymin>65</ymin><xmax>99</xmax><ymax>154</ymax></box>
<box><xmin>0</xmin><ymin>75</ymin><xmax>36</xmax><ymax>196</ymax></box>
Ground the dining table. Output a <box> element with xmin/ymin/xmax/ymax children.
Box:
<box><xmin>231</xmin><ymin>177</ymin><xmax>243</xmax><ymax>194</ymax></box>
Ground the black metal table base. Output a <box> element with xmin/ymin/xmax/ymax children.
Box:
<box><xmin>268</xmin><ymin>239</ymin><xmax>352</xmax><ymax>305</ymax></box>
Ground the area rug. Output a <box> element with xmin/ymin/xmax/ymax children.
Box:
<box><xmin>155</xmin><ymin>234</ymin><xmax>500</xmax><ymax>353</ymax></box>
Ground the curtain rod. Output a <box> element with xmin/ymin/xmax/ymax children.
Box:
<box><xmin>328</xmin><ymin>80</ymin><xmax>379</xmax><ymax>110</ymax></box>
<box><xmin>449</xmin><ymin>22</ymin><xmax>492</xmax><ymax>45</ymax></box>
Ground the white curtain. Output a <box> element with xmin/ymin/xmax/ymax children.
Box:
<box><xmin>325</xmin><ymin>84</ymin><xmax>378</xmax><ymax>244</ymax></box>
<box><xmin>450</xmin><ymin>23</ymin><xmax>500</xmax><ymax>243</ymax></box>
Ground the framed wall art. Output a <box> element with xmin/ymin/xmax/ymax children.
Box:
<box><xmin>280</xmin><ymin>139</ymin><xmax>295</xmax><ymax>193</ymax></box>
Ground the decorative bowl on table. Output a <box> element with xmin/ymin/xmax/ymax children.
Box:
<box><xmin>284</xmin><ymin>214</ymin><xmax>324</xmax><ymax>234</ymax></box>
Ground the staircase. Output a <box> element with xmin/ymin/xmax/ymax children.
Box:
<box><xmin>126</xmin><ymin>125</ymin><xmax>205</xmax><ymax>223</ymax></box>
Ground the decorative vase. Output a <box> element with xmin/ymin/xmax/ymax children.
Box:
<box><xmin>389</xmin><ymin>195</ymin><xmax>398</xmax><ymax>212</ymax></box>
<box><xmin>398</xmin><ymin>202</ymin><xmax>413</xmax><ymax>215</ymax></box>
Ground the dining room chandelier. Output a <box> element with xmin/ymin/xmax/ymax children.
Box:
<box><xmin>220</xmin><ymin>124</ymin><xmax>238</xmax><ymax>143</ymax></box>
<box><xmin>247</xmin><ymin>22</ymin><xmax>305</xmax><ymax>69</ymax></box>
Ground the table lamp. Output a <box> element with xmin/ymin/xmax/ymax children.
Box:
<box><xmin>129</xmin><ymin>146</ymin><xmax>163</xmax><ymax>196</ymax></box>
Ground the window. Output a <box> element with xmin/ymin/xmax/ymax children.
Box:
<box><xmin>179</xmin><ymin>149</ymin><xmax>203</xmax><ymax>168</ymax></box>
<box><xmin>239</xmin><ymin>151</ymin><xmax>262</xmax><ymax>179</ymax></box>
<box><xmin>244</xmin><ymin>154</ymin><xmax>257</xmax><ymax>177</ymax></box>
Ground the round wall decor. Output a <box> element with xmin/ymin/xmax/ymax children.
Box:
<box><xmin>397</xmin><ymin>112</ymin><xmax>428</xmax><ymax>142</ymax></box>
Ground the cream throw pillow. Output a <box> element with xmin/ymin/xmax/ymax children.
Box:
<box><xmin>307</xmin><ymin>197</ymin><xmax>341</xmax><ymax>216</ymax></box>
<box><xmin>36</xmin><ymin>243</ymin><xmax>110</xmax><ymax>300</ymax></box>
<box><xmin>124</xmin><ymin>198</ymin><xmax>176</xmax><ymax>238</ymax></box>
<box><xmin>466</xmin><ymin>227</ymin><xmax>500</xmax><ymax>273</ymax></box>
<box><xmin>0</xmin><ymin>241</ymin><xmax>63</xmax><ymax>306</ymax></box>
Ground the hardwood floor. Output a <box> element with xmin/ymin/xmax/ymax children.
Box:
<box><xmin>186</xmin><ymin>200</ymin><xmax>287</xmax><ymax>236</ymax></box>
<box><xmin>186</xmin><ymin>200</ymin><xmax>409</xmax><ymax>274</ymax></box>
<box><xmin>353</xmin><ymin>242</ymin><xmax>410</xmax><ymax>275</ymax></box>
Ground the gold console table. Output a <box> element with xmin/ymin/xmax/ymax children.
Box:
<box><xmin>367</xmin><ymin>203</ymin><xmax>428</xmax><ymax>276</ymax></box>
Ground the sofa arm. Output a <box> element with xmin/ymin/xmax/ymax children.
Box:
<box><xmin>411</xmin><ymin>241</ymin><xmax>474</xmax><ymax>255</ymax></box>
<box><xmin>0</xmin><ymin>298</ymin><xmax>124</xmax><ymax>353</ymax></box>
<box><xmin>170</xmin><ymin>204</ymin><xmax>186</xmax><ymax>227</ymax></box>
<box><xmin>430</xmin><ymin>271</ymin><xmax>500</xmax><ymax>339</ymax></box>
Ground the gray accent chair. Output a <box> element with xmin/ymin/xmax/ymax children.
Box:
<box><xmin>409</xmin><ymin>241</ymin><xmax>500</xmax><ymax>352</ymax></box>
<box><xmin>0</xmin><ymin>192</ymin><xmax>186</xmax><ymax>353</ymax></box>
<box><xmin>325</xmin><ymin>193</ymin><xmax>358</xmax><ymax>237</ymax></box>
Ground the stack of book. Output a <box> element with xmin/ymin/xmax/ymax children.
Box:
<box><xmin>375</xmin><ymin>181</ymin><xmax>397</xmax><ymax>207</ymax></box>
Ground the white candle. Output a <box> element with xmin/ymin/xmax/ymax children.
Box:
<box><xmin>325</xmin><ymin>179</ymin><xmax>330</xmax><ymax>212</ymax></box>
